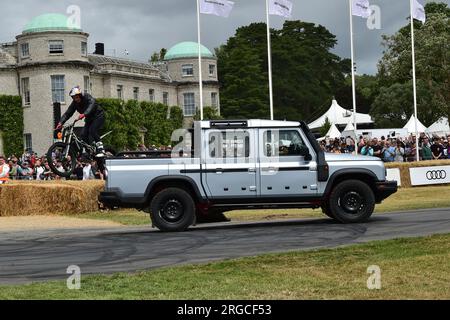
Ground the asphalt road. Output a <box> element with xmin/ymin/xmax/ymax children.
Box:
<box><xmin>1</xmin><ymin>208</ymin><xmax>450</xmax><ymax>285</ymax></box>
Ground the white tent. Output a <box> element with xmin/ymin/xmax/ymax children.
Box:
<box><xmin>403</xmin><ymin>115</ymin><xmax>427</xmax><ymax>134</ymax></box>
<box><xmin>308</xmin><ymin>99</ymin><xmax>373</xmax><ymax>130</ymax></box>
<box><xmin>325</xmin><ymin>124</ymin><xmax>341</xmax><ymax>139</ymax></box>
<box><xmin>425</xmin><ymin>117</ymin><xmax>449</xmax><ymax>136</ymax></box>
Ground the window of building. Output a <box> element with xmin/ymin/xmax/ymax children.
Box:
<box><xmin>149</xmin><ymin>89</ymin><xmax>155</xmax><ymax>102</ymax></box>
<box><xmin>209</xmin><ymin>64</ymin><xmax>215</xmax><ymax>76</ymax></box>
<box><xmin>117</xmin><ymin>85</ymin><xmax>123</xmax><ymax>100</ymax></box>
<box><xmin>84</xmin><ymin>76</ymin><xmax>90</xmax><ymax>95</ymax></box>
<box><xmin>24</xmin><ymin>133</ymin><xmax>32</xmax><ymax>152</ymax></box>
<box><xmin>211</xmin><ymin>92</ymin><xmax>218</xmax><ymax>108</ymax></box>
<box><xmin>133</xmin><ymin>87</ymin><xmax>139</xmax><ymax>100</ymax></box>
<box><xmin>183</xmin><ymin>93</ymin><xmax>195</xmax><ymax>116</ymax></box>
<box><xmin>49</xmin><ymin>40</ymin><xmax>64</xmax><ymax>54</ymax></box>
<box><xmin>21</xmin><ymin>43</ymin><xmax>30</xmax><ymax>58</ymax></box>
<box><xmin>51</xmin><ymin>75</ymin><xmax>65</xmax><ymax>103</ymax></box>
<box><xmin>182</xmin><ymin>64</ymin><xmax>194</xmax><ymax>77</ymax></box>
<box><xmin>81</xmin><ymin>42</ymin><xmax>88</xmax><ymax>56</ymax></box>
<box><xmin>163</xmin><ymin>92</ymin><xmax>169</xmax><ymax>106</ymax></box>
<box><xmin>21</xmin><ymin>78</ymin><xmax>30</xmax><ymax>106</ymax></box>
<box><xmin>263</xmin><ymin>130</ymin><xmax>308</xmax><ymax>157</ymax></box>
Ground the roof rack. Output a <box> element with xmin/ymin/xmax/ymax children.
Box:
<box><xmin>210</xmin><ymin>120</ymin><xmax>248</xmax><ymax>128</ymax></box>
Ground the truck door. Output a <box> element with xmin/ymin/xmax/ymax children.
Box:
<box><xmin>204</xmin><ymin>128</ymin><xmax>257</xmax><ymax>199</ymax></box>
<box><xmin>258</xmin><ymin>128</ymin><xmax>318</xmax><ymax>197</ymax></box>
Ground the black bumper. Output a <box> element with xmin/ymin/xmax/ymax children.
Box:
<box><xmin>99</xmin><ymin>189</ymin><xmax>145</xmax><ymax>208</ymax></box>
<box><xmin>375</xmin><ymin>181</ymin><xmax>398</xmax><ymax>203</ymax></box>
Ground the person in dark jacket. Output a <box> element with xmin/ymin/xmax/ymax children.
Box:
<box><xmin>56</xmin><ymin>86</ymin><xmax>105</xmax><ymax>157</ymax></box>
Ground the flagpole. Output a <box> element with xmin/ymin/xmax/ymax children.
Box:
<box><xmin>196</xmin><ymin>0</ymin><xmax>204</xmax><ymax>120</ymax></box>
<box><xmin>410</xmin><ymin>0</ymin><xmax>420</xmax><ymax>162</ymax></box>
<box><xmin>265</xmin><ymin>0</ymin><xmax>274</xmax><ymax>120</ymax></box>
<box><xmin>349</xmin><ymin>0</ymin><xmax>358</xmax><ymax>155</ymax></box>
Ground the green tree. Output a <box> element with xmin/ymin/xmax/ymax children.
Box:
<box><xmin>194</xmin><ymin>106</ymin><xmax>223</xmax><ymax>120</ymax></box>
<box><xmin>374</xmin><ymin>2</ymin><xmax>450</xmax><ymax>126</ymax></box>
<box><xmin>319</xmin><ymin>117</ymin><xmax>332</xmax><ymax>137</ymax></box>
<box><xmin>0</xmin><ymin>95</ymin><xmax>23</xmax><ymax>156</ymax></box>
<box><xmin>217</xmin><ymin>21</ymin><xmax>349</xmax><ymax>121</ymax></box>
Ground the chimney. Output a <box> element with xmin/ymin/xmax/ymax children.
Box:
<box><xmin>94</xmin><ymin>43</ymin><xmax>105</xmax><ymax>55</ymax></box>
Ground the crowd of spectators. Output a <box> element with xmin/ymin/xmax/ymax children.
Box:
<box><xmin>320</xmin><ymin>133</ymin><xmax>450</xmax><ymax>162</ymax></box>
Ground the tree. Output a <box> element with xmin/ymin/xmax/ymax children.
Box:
<box><xmin>374</xmin><ymin>2</ymin><xmax>450</xmax><ymax>126</ymax></box>
<box><xmin>216</xmin><ymin>21</ymin><xmax>349</xmax><ymax>121</ymax></box>
<box><xmin>149</xmin><ymin>48</ymin><xmax>167</xmax><ymax>62</ymax></box>
<box><xmin>319</xmin><ymin>117</ymin><xmax>332</xmax><ymax>137</ymax></box>
<box><xmin>194</xmin><ymin>106</ymin><xmax>222</xmax><ymax>120</ymax></box>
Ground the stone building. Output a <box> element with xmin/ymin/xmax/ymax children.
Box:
<box><xmin>0</xmin><ymin>13</ymin><xmax>220</xmax><ymax>155</ymax></box>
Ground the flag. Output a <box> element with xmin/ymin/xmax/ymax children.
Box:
<box><xmin>269</xmin><ymin>0</ymin><xmax>293</xmax><ymax>18</ymax></box>
<box><xmin>412</xmin><ymin>0</ymin><xmax>426</xmax><ymax>24</ymax></box>
<box><xmin>352</xmin><ymin>0</ymin><xmax>371</xmax><ymax>18</ymax></box>
<box><xmin>199</xmin><ymin>0</ymin><xmax>234</xmax><ymax>18</ymax></box>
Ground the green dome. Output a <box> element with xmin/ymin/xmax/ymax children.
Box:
<box><xmin>23</xmin><ymin>13</ymin><xmax>82</xmax><ymax>34</ymax></box>
<box><xmin>164</xmin><ymin>42</ymin><xmax>214</xmax><ymax>60</ymax></box>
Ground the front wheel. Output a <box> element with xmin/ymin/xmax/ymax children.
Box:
<box><xmin>328</xmin><ymin>180</ymin><xmax>375</xmax><ymax>223</ymax></box>
<box><xmin>150</xmin><ymin>188</ymin><xmax>195</xmax><ymax>232</ymax></box>
<box><xmin>46</xmin><ymin>142</ymin><xmax>78</xmax><ymax>178</ymax></box>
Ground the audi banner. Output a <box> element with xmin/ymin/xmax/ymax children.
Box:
<box><xmin>410</xmin><ymin>166</ymin><xmax>450</xmax><ymax>186</ymax></box>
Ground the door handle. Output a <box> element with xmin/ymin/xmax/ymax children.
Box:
<box><xmin>248</xmin><ymin>167</ymin><xmax>256</xmax><ymax>173</ymax></box>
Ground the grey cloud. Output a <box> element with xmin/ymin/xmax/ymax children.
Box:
<box><xmin>0</xmin><ymin>0</ymin><xmax>448</xmax><ymax>73</ymax></box>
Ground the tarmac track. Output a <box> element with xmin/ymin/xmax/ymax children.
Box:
<box><xmin>0</xmin><ymin>208</ymin><xmax>449</xmax><ymax>285</ymax></box>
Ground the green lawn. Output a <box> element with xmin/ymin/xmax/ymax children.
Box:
<box><xmin>69</xmin><ymin>185</ymin><xmax>450</xmax><ymax>226</ymax></box>
<box><xmin>1</xmin><ymin>234</ymin><xmax>449</xmax><ymax>299</ymax></box>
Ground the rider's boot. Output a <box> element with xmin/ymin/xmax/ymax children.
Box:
<box><xmin>95</xmin><ymin>141</ymin><xmax>106</xmax><ymax>158</ymax></box>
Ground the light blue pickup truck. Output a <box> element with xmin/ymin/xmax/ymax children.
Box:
<box><xmin>100</xmin><ymin>120</ymin><xmax>397</xmax><ymax>231</ymax></box>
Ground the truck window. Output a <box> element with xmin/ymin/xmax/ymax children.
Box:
<box><xmin>208</xmin><ymin>130</ymin><xmax>250</xmax><ymax>158</ymax></box>
<box><xmin>264</xmin><ymin>130</ymin><xmax>308</xmax><ymax>157</ymax></box>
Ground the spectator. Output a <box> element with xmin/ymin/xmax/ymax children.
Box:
<box><xmin>0</xmin><ymin>155</ymin><xmax>10</xmax><ymax>184</ymax></box>
<box><xmin>431</xmin><ymin>138</ymin><xmax>444</xmax><ymax>160</ymax></box>
<box><xmin>42</xmin><ymin>163</ymin><xmax>54</xmax><ymax>180</ymax></box>
<box><xmin>421</xmin><ymin>137</ymin><xmax>432</xmax><ymax>161</ymax></box>
<box><xmin>361</xmin><ymin>140</ymin><xmax>374</xmax><ymax>156</ymax></box>
<box><xmin>394</xmin><ymin>141</ymin><xmax>405</xmax><ymax>162</ymax></box>
<box><xmin>74</xmin><ymin>160</ymin><xmax>84</xmax><ymax>180</ymax></box>
<box><xmin>34</xmin><ymin>159</ymin><xmax>45</xmax><ymax>180</ymax></box>
<box><xmin>372</xmin><ymin>138</ymin><xmax>383</xmax><ymax>159</ymax></box>
<box><xmin>383</xmin><ymin>141</ymin><xmax>395</xmax><ymax>162</ymax></box>
<box><xmin>18</xmin><ymin>162</ymin><xmax>33</xmax><ymax>180</ymax></box>
<box><xmin>82</xmin><ymin>161</ymin><xmax>94</xmax><ymax>180</ymax></box>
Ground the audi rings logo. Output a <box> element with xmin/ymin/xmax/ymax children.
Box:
<box><xmin>426</xmin><ymin>170</ymin><xmax>447</xmax><ymax>180</ymax></box>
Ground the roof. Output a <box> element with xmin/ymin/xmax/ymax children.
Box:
<box><xmin>308</xmin><ymin>100</ymin><xmax>373</xmax><ymax>130</ymax></box>
<box><xmin>23</xmin><ymin>14</ymin><xmax>82</xmax><ymax>34</ymax></box>
<box><xmin>164</xmin><ymin>42</ymin><xmax>214</xmax><ymax>60</ymax></box>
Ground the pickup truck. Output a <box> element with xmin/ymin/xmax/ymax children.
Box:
<box><xmin>99</xmin><ymin>120</ymin><xmax>397</xmax><ymax>231</ymax></box>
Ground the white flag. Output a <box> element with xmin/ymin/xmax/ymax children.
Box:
<box><xmin>352</xmin><ymin>0</ymin><xmax>371</xmax><ymax>18</ymax></box>
<box><xmin>269</xmin><ymin>0</ymin><xmax>293</xmax><ymax>18</ymax></box>
<box><xmin>412</xmin><ymin>0</ymin><xmax>426</xmax><ymax>24</ymax></box>
<box><xmin>199</xmin><ymin>0</ymin><xmax>234</xmax><ymax>18</ymax></box>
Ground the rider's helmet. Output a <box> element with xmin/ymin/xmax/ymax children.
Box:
<box><xmin>69</xmin><ymin>86</ymin><xmax>83</xmax><ymax>97</ymax></box>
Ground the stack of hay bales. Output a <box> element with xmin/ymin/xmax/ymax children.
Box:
<box><xmin>0</xmin><ymin>180</ymin><xmax>104</xmax><ymax>217</ymax></box>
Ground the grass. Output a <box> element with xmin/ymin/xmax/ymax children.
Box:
<box><xmin>69</xmin><ymin>185</ymin><xmax>450</xmax><ymax>226</ymax></box>
<box><xmin>1</xmin><ymin>233</ymin><xmax>449</xmax><ymax>299</ymax></box>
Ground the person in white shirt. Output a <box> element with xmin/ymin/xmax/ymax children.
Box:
<box><xmin>0</xmin><ymin>155</ymin><xmax>10</xmax><ymax>184</ymax></box>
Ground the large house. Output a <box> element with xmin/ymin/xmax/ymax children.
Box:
<box><xmin>0</xmin><ymin>13</ymin><xmax>220</xmax><ymax>155</ymax></box>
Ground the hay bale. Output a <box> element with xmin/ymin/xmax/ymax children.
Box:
<box><xmin>0</xmin><ymin>180</ymin><xmax>104</xmax><ymax>217</ymax></box>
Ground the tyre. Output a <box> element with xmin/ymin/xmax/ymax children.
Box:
<box><xmin>150</xmin><ymin>188</ymin><xmax>196</xmax><ymax>232</ymax></box>
<box><xmin>321</xmin><ymin>203</ymin><xmax>335</xmax><ymax>219</ymax></box>
<box><xmin>328</xmin><ymin>180</ymin><xmax>375</xmax><ymax>223</ymax></box>
<box><xmin>46</xmin><ymin>142</ymin><xmax>77</xmax><ymax>178</ymax></box>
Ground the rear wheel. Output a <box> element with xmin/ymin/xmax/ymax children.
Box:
<box><xmin>46</xmin><ymin>142</ymin><xmax>77</xmax><ymax>178</ymax></box>
<box><xmin>328</xmin><ymin>180</ymin><xmax>375</xmax><ymax>223</ymax></box>
<box><xmin>150</xmin><ymin>188</ymin><xmax>195</xmax><ymax>232</ymax></box>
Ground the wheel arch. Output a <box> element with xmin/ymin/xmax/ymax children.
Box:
<box><xmin>144</xmin><ymin>175</ymin><xmax>204</xmax><ymax>205</ymax></box>
<box><xmin>324</xmin><ymin>169</ymin><xmax>379</xmax><ymax>197</ymax></box>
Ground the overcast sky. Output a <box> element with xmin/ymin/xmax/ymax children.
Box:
<box><xmin>1</xmin><ymin>0</ymin><xmax>448</xmax><ymax>74</ymax></box>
